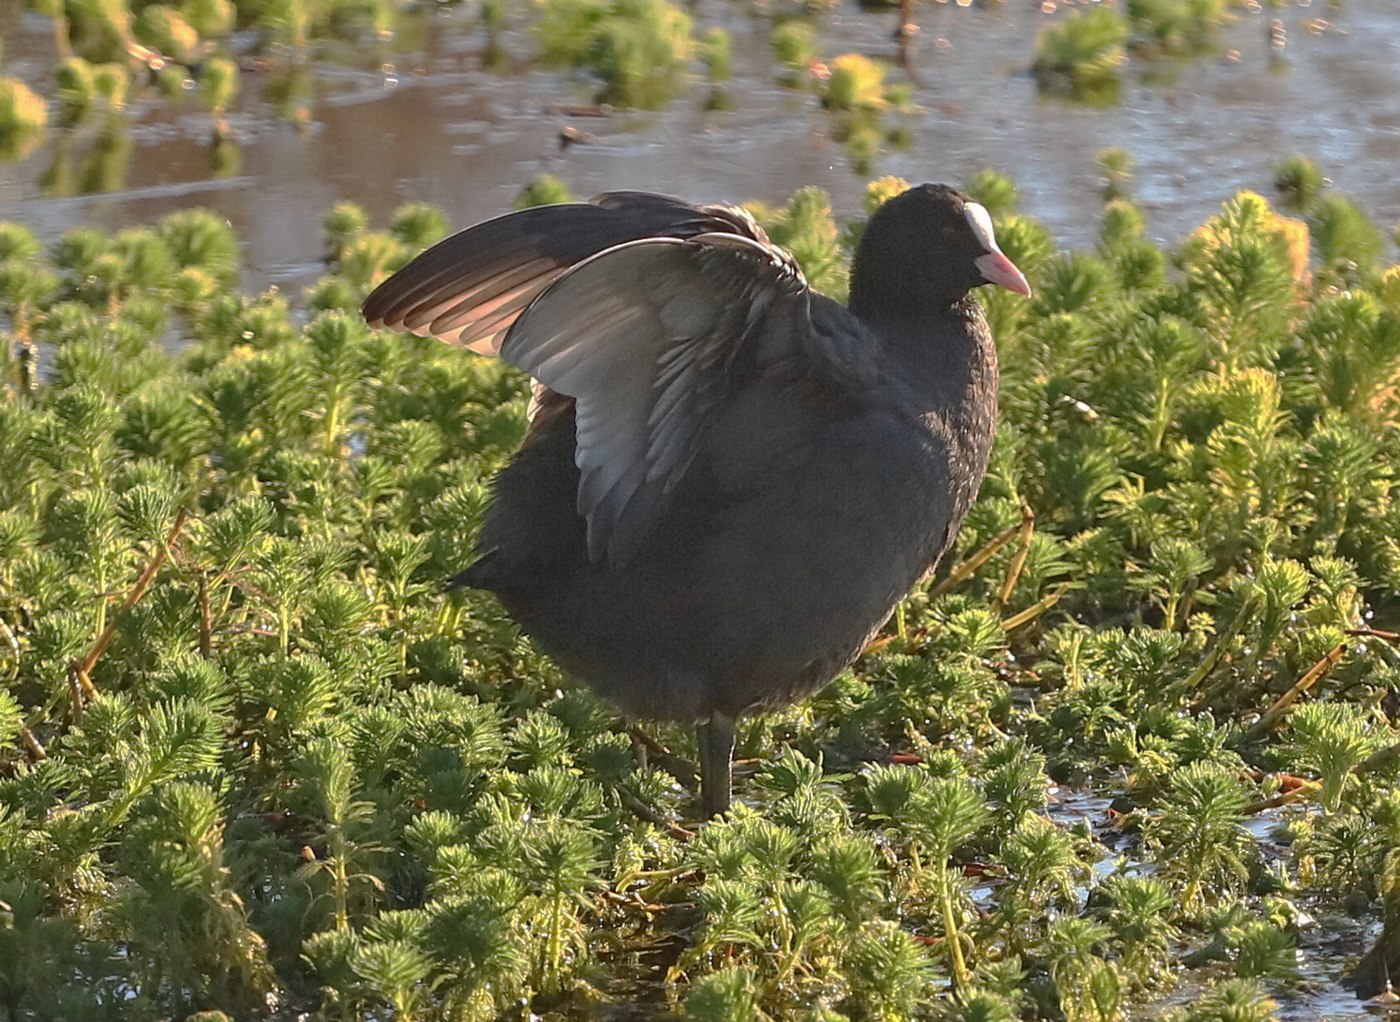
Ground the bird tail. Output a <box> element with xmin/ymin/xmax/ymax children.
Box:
<box><xmin>446</xmin><ymin>549</ymin><xmax>501</xmax><ymax>592</ymax></box>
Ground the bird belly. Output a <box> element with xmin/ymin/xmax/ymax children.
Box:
<box><xmin>487</xmin><ymin>404</ymin><xmax>961</xmax><ymax>723</ymax></box>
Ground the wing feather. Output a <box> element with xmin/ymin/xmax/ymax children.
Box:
<box><xmin>363</xmin><ymin>192</ymin><xmax>771</xmax><ymax>355</ymax></box>
<box><xmin>362</xmin><ymin>190</ymin><xmax>872</xmax><ymax>568</ymax></box>
<box><xmin>499</xmin><ymin>235</ymin><xmax>817</xmax><ymax>566</ymax></box>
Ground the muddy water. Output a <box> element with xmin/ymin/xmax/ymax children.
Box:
<box><xmin>1</xmin><ymin>1</ymin><xmax>1399</xmax><ymax>294</ymax></box>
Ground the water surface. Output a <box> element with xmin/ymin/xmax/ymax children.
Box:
<box><xmin>1</xmin><ymin>1</ymin><xmax>1397</xmax><ymax>293</ymax></box>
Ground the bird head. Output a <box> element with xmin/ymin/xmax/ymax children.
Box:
<box><xmin>850</xmin><ymin>183</ymin><xmax>1031</xmax><ymax>319</ymax></box>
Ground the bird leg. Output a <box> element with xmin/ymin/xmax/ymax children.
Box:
<box><xmin>696</xmin><ymin>712</ymin><xmax>736</xmax><ymax>818</ymax></box>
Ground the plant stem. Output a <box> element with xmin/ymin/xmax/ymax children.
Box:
<box><xmin>994</xmin><ymin>504</ymin><xmax>1036</xmax><ymax>611</ymax></box>
<box><xmin>1002</xmin><ymin>585</ymin><xmax>1067</xmax><ymax>632</ymax></box>
<box><xmin>332</xmin><ymin>835</ymin><xmax>349</xmax><ymax>932</ymax></box>
<box><xmin>929</xmin><ymin>517</ymin><xmax>1023</xmax><ymax>598</ymax></box>
<box><xmin>19</xmin><ymin>724</ymin><xmax>46</xmax><ymax>760</ymax></box>
<box><xmin>1184</xmin><ymin>593</ymin><xmax>1257</xmax><ymax>696</ymax></box>
<box><xmin>197</xmin><ymin>572</ymin><xmax>212</xmax><ymax>658</ymax></box>
<box><xmin>547</xmin><ymin>892</ymin><xmax>563</xmax><ymax>991</ymax></box>
<box><xmin>938</xmin><ymin>864</ymin><xmax>972</xmax><ymax>990</ymax></box>
<box><xmin>325</xmin><ymin>386</ymin><xmax>343</xmax><ymax>457</ymax></box>
<box><xmin>73</xmin><ymin>507</ymin><xmax>189</xmax><ymax>694</ymax></box>
<box><xmin>1150</xmin><ymin>380</ymin><xmax>1170</xmax><ymax>451</ymax></box>
<box><xmin>1247</xmin><ymin>643</ymin><xmax>1347</xmax><ymax>735</ymax></box>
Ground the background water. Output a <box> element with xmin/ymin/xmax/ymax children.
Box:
<box><xmin>1</xmin><ymin>0</ymin><xmax>1398</xmax><ymax>295</ymax></box>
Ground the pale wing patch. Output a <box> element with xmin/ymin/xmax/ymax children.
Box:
<box><xmin>500</xmin><ymin>236</ymin><xmax>809</xmax><ymax>567</ymax></box>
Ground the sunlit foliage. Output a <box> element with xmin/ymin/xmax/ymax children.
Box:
<box><xmin>2</xmin><ymin>171</ymin><xmax>1400</xmax><ymax>1018</ymax></box>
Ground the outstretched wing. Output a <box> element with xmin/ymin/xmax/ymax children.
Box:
<box><xmin>499</xmin><ymin>232</ymin><xmax>814</xmax><ymax>566</ymax></box>
<box><xmin>362</xmin><ymin>191</ymin><xmax>767</xmax><ymax>356</ymax></box>
<box><xmin>364</xmin><ymin>191</ymin><xmax>875</xmax><ymax>569</ymax></box>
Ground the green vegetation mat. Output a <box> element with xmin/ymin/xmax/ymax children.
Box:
<box><xmin>2</xmin><ymin>167</ymin><xmax>1400</xmax><ymax>1021</ymax></box>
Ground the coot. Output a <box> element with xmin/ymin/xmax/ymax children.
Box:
<box><xmin>363</xmin><ymin>184</ymin><xmax>1030</xmax><ymax>816</ymax></box>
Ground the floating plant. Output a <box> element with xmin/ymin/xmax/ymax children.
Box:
<box><xmin>1034</xmin><ymin>8</ymin><xmax>1128</xmax><ymax>105</ymax></box>
<box><xmin>1127</xmin><ymin>0</ymin><xmax>1233</xmax><ymax>57</ymax></box>
<box><xmin>532</xmin><ymin>0</ymin><xmax>696</xmax><ymax>109</ymax></box>
<box><xmin>0</xmin><ymin>78</ymin><xmax>48</xmax><ymax>162</ymax></box>
<box><xmin>1</xmin><ymin>152</ymin><xmax>1400</xmax><ymax>1019</ymax></box>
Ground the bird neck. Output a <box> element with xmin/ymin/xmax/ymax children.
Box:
<box><xmin>847</xmin><ymin>256</ymin><xmax>977</xmax><ymax>323</ymax></box>
<box><xmin>900</xmin><ymin>298</ymin><xmax>999</xmax><ymax>544</ymax></box>
<box><xmin>875</xmin><ymin>296</ymin><xmax>999</xmax><ymax>432</ymax></box>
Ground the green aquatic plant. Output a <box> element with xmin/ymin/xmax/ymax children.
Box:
<box><xmin>863</xmin><ymin>765</ymin><xmax>987</xmax><ymax>989</ymax></box>
<box><xmin>1097</xmin><ymin>875</ymin><xmax>1178</xmax><ymax>986</ymax></box>
<box><xmin>28</xmin><ymin>0</ymin><xmax>417</xmax><ymax>132</ymax></box>
<box><xmin>62</xmin><ymin>0</ymin><xmax>136</xmax><ymax>64</ymax></box>
<box><xmin>1143</xmin><ymin>762</ymin><xmax>1255</xmax><ymax>912</ymax></box>
<box><xmin>1040</xmin><ymin>916</ymin><xmax>1125</xmax><ymax>1022</ymax></box>
<box><xmin>197</xmin><ymin>55</ymin><xmax>239</xmax><ymax>139</ymax></box>
<box><xmin>1033</xmin><ymin>9</ymin><xmax>1127</xmax><ymax>103</ymax></box>
<box><xmin>1127</xmin><ymin>0</ymin><xmax>1231</xmax><ymax>56</ymax></box>
<box><xmin>771</xmin><ymin>20</ymin><xmax>819</xmax><ymax>82</ymax></box>
<box><xmin>112</xmin><ymin>780</ymin><xmax>276</xmax><ymax>1014</ymax></box>
<box><xmin>1308</xmin><ymin>192</ymin><xmax>1385</xmax><ymax>271</ymax></box>
<box><xmin>159</xmin><ymin>207</ymin><xmax>241</xmax><ymax>286</ymax></box>
<box><xmin>3</xmin><ymin>171</ymin><xmax>1400</xmax><ymax>1018</ymax></box>
<box><xmin>1165</xmin><ymin>978</ymin><xmax>1278</xmax><ymax>1022</ymax></box>
<box><xmin>966</xmin><ymin>169</ymin><xmax>1019</xmax><ymax>219</ymax></box>
<box><xmin>1285</xmin><ymin>701</ymin><xmax>1382</xmax><ymax>811</ymax></box>
<box><xmin>38</xmin><ymin>111</ymin><xmax>132</xmax><ymax>196</ymax></box>
<box><xmin>533</xmin><ymin>0</ymin><xmax>695</xmax><ymax>109</ymax></box>
<box><xmin>183</xmin><ymin>0</ymin><xmax>236</xmax><ymax>37</ymax></box>
<box><xmin>1180</xmin><ymin>190</ymin><xmax>1305</xmax><ymax>368</ymax></box>
<box><xmin>684</xmin><ymin>965</ymin><xmax>765</xmax><ymax>1022</ymax></box>
<box><xmin>54</xmin><ymin>57</ymin><xmax>129</xmax><ymax>121</ymax></box>
<box><xmin>747</xmin><ymin>185</ymin><xmax>849</xmax><ymax>299</ymax></box>
<box><xmin>698</xmin><ymin>26</ymin><xmax>733</xmax><ymax>82</ymax></box>
<box><xmin>864</xmin><ymin>174</ymin><xmax>911</xmax><ymax>214</ymax></box>
<box><xmin>1230</xmin><ymin>920</ymin><xmax>1299</xmax><ymax>983</ymax></box>
<box><xmin>322</xmin><ymin>200</ymin><xmax>371</xmax><ymax>261</ymax></box>
<box><xmin>1134</xmin><ymin>536</ymin><xmax>1212</xmax><ymax>629</ymax></box>
<box><xmin>812</xmin><ymin>53</ymin><xmax>910</xmax><ymax>171</ymax></box>
<box><xmin>1096</xmin><ymin>147</ymin><xmax>1134</xmax><ymax>201</ymax></box>
<box><xmin>820</xmin><ymin>53</ymin><xmax>888</xmax><ymax>112</ymax></box>
<box><xmin>135</xmin><ymin>5</ymin><xmax>201</xmax><ymax>63</ymax></box>
<box><xmin>389</xmin><ymin>203</ymin><xmax>448</xmax><ymax>249</ymax></box>
<box><xmin>0</xmin><ymin>79</ymin><xmax>48</xmax><ymax>161</ymax></box>
<box><xmin>996</xmin><ymin>814</ymin><xmax>1081</xmax><ymax>954</ymax></box>
<box><xmin>515</xmin><ymin>172</ymin><xmax>576</xmax><ymax>210</ymax></box>
<box><xmin>1274</xmin><ymin>153</ymin><xmax>1324</xmax><ymax>212</ymax></box>
<box><xmin>844</xmin><ymin>919</ymin><xmax>938</xmax><ymax>1017</ymax></box>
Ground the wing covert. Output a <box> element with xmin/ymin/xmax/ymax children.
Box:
<box><xmin>364</xmin><ymin>191</ymin><xmax>876</xmax><ymax>570</ymax></box>
<box><xmin>499</xmin><ymin>233</ymin><xmax>817</xmax><ymax>567</ymax></box>
<box><xmin>361</xmin><ymin>192</ymin><xmax>771</xmax><ymax>355</ymax></box>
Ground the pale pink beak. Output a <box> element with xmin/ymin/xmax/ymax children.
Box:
<box><xmin>975</xmin><ymin>251</ymin><xmax>1032</xmax><ymax>296</ymax></box>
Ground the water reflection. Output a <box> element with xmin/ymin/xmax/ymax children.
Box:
<box><xmin>0</xmin><ymin>1</ymin><xmax>1396</xmax><ymax>296</ymax></box>
<box><xmin>39</xmin><ymin>117</ymin><xmax>131</xmax><ymax>197</ymax></box>
<box><xmin>0</xmin><ymin>79</ymin><xmax>48</xmax><ymax>162</ymax></box>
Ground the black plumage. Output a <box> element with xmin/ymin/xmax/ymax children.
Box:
<box><xmin>363</xmin><ymin>184</ymin><xmax>1030</xmax><ymax>816</ymax></box>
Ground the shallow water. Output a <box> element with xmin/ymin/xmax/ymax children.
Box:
<box><xmin>1</xmin><ymin>1</ymin><xmax>1398</xmax><ymax>295</ymax></box>
<box><xmin>1043</xmin><ymin>787</ymin><xmax>1379</xmax><ymax>1021</ymax></box>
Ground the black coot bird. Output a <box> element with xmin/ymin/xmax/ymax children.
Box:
<box><xmin>363</xmin><ymin>185</ymin><xmax>1030</xmax><ymax>816</ymax></box>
